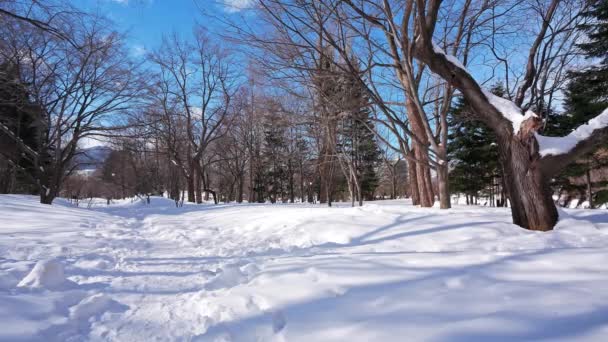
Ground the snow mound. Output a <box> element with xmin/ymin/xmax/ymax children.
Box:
<box><xmin>207</xmin><ymin>264</ymin><xmax>256</xmax><ymax>290</ymax></box>
<box><xmin>17</xmin><ymin>259</ymin><xmax>67</xmax><ymax>290</ymax></box>
<box><xmin>69</xmin><ymin>293</ymin><xmax>124</xmax><ymax>320</ymax></box>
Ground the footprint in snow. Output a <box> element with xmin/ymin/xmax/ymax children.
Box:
<box><xmin>272</xmin><ymin>310</ymin><xmax>287</xmax><ymax>333</ymax></box>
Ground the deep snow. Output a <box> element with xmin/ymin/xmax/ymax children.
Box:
<box><xmin>1</xmin><ymin>195</ymin><xmax>608</xmax><ymax>341</ymax></box>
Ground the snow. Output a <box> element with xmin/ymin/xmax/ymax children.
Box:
<box><xmin>432</xmin><ymin>41</ymin><xmax>468</xmax><ymax>71</ymax></box>
<box><xmin>536</xmin><ymin>107</ymin><xmax>608</xmax><ymax>157</ymax></box>
<box><xmin>17</xmin><ymin>259</ymin><xmax>69</xmax><ymax>290</ymax></box>
<box><xmin>1</xmin><ymin>195</ymin><xmax>608</xmax><ymax>341</ymax></box>
<box><xmin>481</xmin><ymin>90</ymin><xmax>539</xmax><ymax>134</ymax></box>
<box><xmin>69</xmin><ymin>294</ymin><xmax>125</xmax><ymax>320</ymax></box>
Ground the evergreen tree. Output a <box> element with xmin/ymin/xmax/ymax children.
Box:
<box><xmin>448</xmin><ymin>85</ymin><xmax>503</xmax><ymax>205</ymax></box>
<box><xmin>262</xmin><ymin>106</ymin><xmax>289</xmax><ymax>203</ymax></box>
<box><xmin>336</xmin><ymin>60</ymin><xmax>381</xmax><ymax>203</ymax></box>
<box><xmin>0</xmin><ymin>61</ymin><xmax>45</xmax><ymax>193</ymax></box>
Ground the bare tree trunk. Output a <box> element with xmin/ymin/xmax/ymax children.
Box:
<box><xmin>406</xmin><ymin>100</ymin><xmax>434</xmax><ymax>207</ymax></box>
<box><xmin>319</xmin><ymin>167</ymin><xmax>327</xmax><ymax>204</ymax></box>
<box><xmin>350</xmin><ymin>177</ymin><xmax>355</xmax><ymax>207</ymax></box>
<box><xmin>289</xmin><ymin>161</ymin><xmax>295</xmax><ymax>203</ymax></box>
<box><xmin>237</xmin><ymin>175</ymin><xmax>244</xmax><ymax>203</ymax></box>
<box><xmin>40</xmin><ymin>187</ymin><xmax>57</xmax><ymax>204</ymax></box>
<box><xmin>185</xmin><ymin>158</ymin><xmax>195</xmax><ymax>203</ymax></box>
<box><xmin>194</xmin><ymin>165</ymin><xmax>203</xmax><ymax>204</ymax></box>
<box><xmin>586</xmin><ymin>164</ymin><xmax>594</xmax><ymax>209</ymax></box>
<box><xmin>499</xmin><ymin>138</ymin><xmax>558</xmax><ymax>231</ymax></box>
<box><xmin>408</xmin><ymin>158</ymin><xmax>420</xmax><ymax>205</ymax></box>
<box><xmin>437</xmin><ymin>162</ymin><xmax>451</xmax><ymax>209</ymax></box>
<box><xmin>391</xmin><ymin>166</ymin><xmax>397</xmax><ymax>200</ymax></box>
<box><xmin>355</xmin><ymin>180</ymin><xmax>363</xmax><ymax>207</ymax></box>
<box><xmin>414</xmin><ymin>146</ymin><xmax>434</xmax><ymax>207</ymax></box>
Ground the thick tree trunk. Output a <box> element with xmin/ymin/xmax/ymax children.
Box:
<box><xmin>414</xmin><ymin>146</ymin><xmax>434</xmax><ymax>207</ymax></box>
<box><xmin>437</xmin><ymin>162</ymin><xmax>451</xmax><ymax>209</ymax></box>
<box><xmin>40</xmin><ymin>188</ymin><xmax>56</xmax><ymax>204</ymax></box>
<box><xmin>499</xmin><ymin>136</ymin><xmax>558</xmax><ymax>231</ymax></box>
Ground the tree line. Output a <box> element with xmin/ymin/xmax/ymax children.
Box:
<box><xmin>0</xmin><ymin>0</ymin><xmax>606</xmax><ymax>231</ymax></box>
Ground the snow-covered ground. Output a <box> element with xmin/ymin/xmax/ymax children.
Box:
<box><xmin>1</xmin><ymin>195</ymin><xmax>608</xmax><ymax>341</ymax></box>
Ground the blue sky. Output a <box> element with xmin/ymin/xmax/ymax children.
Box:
<box><xmin>73</xmin><ymin>0</ymin><xmax>251</xmax><ymax>57</ymax></box>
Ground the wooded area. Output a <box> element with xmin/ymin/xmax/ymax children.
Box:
<box><xmin>1</xmin><ymin>0</ymin><xmax>607</xmax><ymax>231</ymax></box>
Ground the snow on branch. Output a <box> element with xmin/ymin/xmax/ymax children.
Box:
<box><xmin>430</xmin><ymin>42</ymin><xmax>540</xmax><ymax>135</ymax></box>
<box><xmin>536</xmin><ymin>108</ymin><xmax>608</xmax><ymax>157</ymax></box>
<box><xmin>481</xmin><ymin>90</ymin><xmax>538</xmax><ymax>134</ymax></box>
<box><xmin>431</xmin><ymin>42</ymin><xmax>468</xmax><ymax>72</ymax></box>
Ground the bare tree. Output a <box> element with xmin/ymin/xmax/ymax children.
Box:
<box><xmin>355</xmin><ymin>0</ymin><xmax>606</xmax><ymax>230</ymax></box>
<box><xmin>0</xmin><ymin>12</ymin><xmax>142</xmax><ymax>204</ymax></box>
<box><xmin>148</xmin><ymin>29</ymin><xmax>236</xmax><ymax>203</ymax></box>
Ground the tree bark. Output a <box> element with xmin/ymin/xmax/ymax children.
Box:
<box><xmin>194</xmin><ymin>166</ymin><xmax>203</xmax><ymax>204</ymax></box>
<box><xmin>498</xmin><ymin>136</ymin><xmax>558</xmax><ymax>231</ymax></box>
<box><xmin>437</xmin><ymin>162</ymin><xmax>451</xmax><ymax>209</ymax></box>
<box><xmin>586</xmin><ymin>165</ymin><xmax>594</xmax><ymax>209</ymax></box>
<box><xmin>414</xmin><ymin>145</ymin><xmax>434</xmax><ymax>207</ymax></box>
<box><xmin>406</xmin><ymin>99</ymin><xmax>434</xmax><ymax>207</ymax></box>
<box><xmin>408</xmin><ymin>158</ymin><xmax>420</xmax><ymax>205</ymax></box>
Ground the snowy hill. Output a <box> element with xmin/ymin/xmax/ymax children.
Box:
<box><xmin>1</xmin><ymin>195</ymin><xmax>607</xmax><ymax>341</ymax></box>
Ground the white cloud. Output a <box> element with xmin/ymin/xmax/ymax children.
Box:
<box><xmin>222</xmin><ymin>0</ymin><xmax>254</xmax><ymax>13</ymax></box>
<box><xmin>131</xmin><ymin>44</ymin><xmax>146</xmax><ymax>57</ymax></box>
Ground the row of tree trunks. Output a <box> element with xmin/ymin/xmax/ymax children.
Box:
<box><xmin>404</xmin><ymin>99</ymin><xmax>436</xmax><ymax>207</ymax></box>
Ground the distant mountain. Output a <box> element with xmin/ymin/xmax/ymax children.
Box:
<box><xmin>73</xmin><ymin>146</ymin><xmax>113</xmax><ymax>171</ymax></box>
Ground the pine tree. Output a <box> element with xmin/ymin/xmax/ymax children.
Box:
<box><xmin>0</xmin><ymin>61</ymin><xmax>45</xmax><ymax>193</ymax></box>
<box><xmin>262</xmin><ymin>106</ymin><xmax>289</xmax><ymax>203</ymax></box>
<box><xmin>448</xmin><ymin>85</ymin><xmax>503</xmax><ymax>206</ymax></box>
<box><xmin>336</xmin><ymin>60</ymin><xmax>381</xmax><ymax>204</ymax></box>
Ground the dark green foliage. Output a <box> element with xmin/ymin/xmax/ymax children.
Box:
<box><xmin>448</xmin><ymin>85</ymin><xmax>503</xmax><ymax>202</ymax></box>
<box><xmin>262</xmin><ymin>111</ymin><xmax>290</xmax><ymax>203</ymax></box>
<box><xmin>336</xmin><ymin>63</ymin><xmax>381</xmax><ymax>201</ymax></box>
<box><xmin>0</xmin><ymin>61</ymin><xmax>45</xmax><ymax>193</ymax></box>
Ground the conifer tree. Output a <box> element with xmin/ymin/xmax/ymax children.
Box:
<box><xmin>448</xmin><ymin>85</ymin><xmax>504</xmax><ymax>206</ymax></box>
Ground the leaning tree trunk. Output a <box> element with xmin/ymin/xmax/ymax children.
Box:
<box><xmin>498</xmin><ymin>133</ymin><xmax>558</xmax><ymax>231</ymax></box>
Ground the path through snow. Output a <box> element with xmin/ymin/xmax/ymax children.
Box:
<box><xmin>1</xmin><ymin>195</ymin><xmax>608</xmax><ymax>341</ymax></box>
